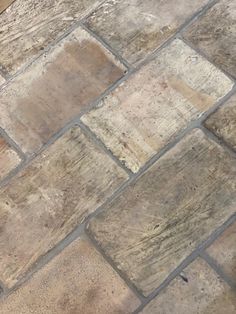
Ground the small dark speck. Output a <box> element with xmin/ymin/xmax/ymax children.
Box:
<box><xmin>154</xmin><ymin>224</ymin><xmax>160</xmax><ymax>229</ymax></box>
<box><xmin>179</xmin><ymin>274</ymin><xmax>188</xmax><ymax>283</ymax></box>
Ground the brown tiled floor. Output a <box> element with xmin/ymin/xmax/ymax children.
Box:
<box><xmin>0</xmin><ymin>0</ymin><xmax>235</xmax><ymax>313</ymax></box>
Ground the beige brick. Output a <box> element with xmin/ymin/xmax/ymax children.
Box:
<box><xmin>205</xmin><ymin>94</ymin><xmax>236</xmax><ymax>150</ymax></box>
<box><xmin>82</xmin><ymin>39</ymin><xmax>233</xmax><ymax>172</ymax></box>
<box><xmin>85</xmin><ymin>0</ymin><xmax>209</xmax><ymax>65</ymax></box>
<box><xmin>88</xmin><ymin>129</ymin><xmax>236</xmax><ymax>295</ymax></box>
<box><xmin>0</xmin><ymin>237</ymin><xmax>140</xmax><ymax>314</ymax></box>
<box><xmin>0</xmin><ymin>126</ymin><xmax>128</xmax><ymax>288</ymax></box>
<box><xmin>0</xmin><ymin>0</ymin><xmax>103</xmax><ymax>74</ymax></box>
<box><xmin>0</xmin><ymin>0</ymin><xmax>14</xmax><ymax>14</ymax></box>
<box><xmin>0</xmin><ymin>136</ymin><xmax>20</xmax><ymax>180</ymax></box>
<box><xmin>0</xmin><ymin>27</ymin><xmax>125</xmax><ymax>154</ymax></box>
<box><xmin>183</xmin><ymin>0</ymin><xmax>236</xmax><ymax>78</ymax></box>
<box><xmin>141</xmin><ymin>259</ymin><xmax>236</xmax><ymax>314</ymax></box>
<box><xmin>207</xmin><ymin>222</ymin><xmax>236</xmax><ymax>283</ymax></box>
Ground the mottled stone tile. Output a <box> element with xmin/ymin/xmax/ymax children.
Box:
<box><xmin>183</xmin><ymin>0</ymin><xmax>236</xmax><ymax>78</ymax></box>
<box><xmin>205</xmin><ymin>94</ymin><xmax>236</xmax><ymax>150</ymax></box>
<box><xmin>0</xmin><ymin>0</ymin><xmax>104</xmax><ymax>74</ymax></box>
<box><xmin>0</xmin><ymin>27</ymin><xmax>125</xmax><ymax>155</ymax></box>
<box><xmin>0</xmin><ymin>126</ymin><xmax>127</xmax><ymax>288</ymax></box>
<box><xmin>88</xmin><ymin>129</ymin><xmax>236</xmax><ymax>295</ymax></box>
<box><xmin>0</xmin><ymin>0</ymin><xmax>15</xmax><ymax>14</ymax></box>
<box><xmin>85</xmin><ymin>0</ymin><xmax>209</xmax><ymax>65</ymax></box>
<box><xmin>82</xmin><ymin>39</ymin><xmax>233</xmax><ymax>172</ymax></box>
<box><xmin>0</xmin><ymin>237</ymin><xmax>140</xmax><ymax>314</ymax></box>
<box><xmin>0</xmin><ymin>136</ymin><xmax>21</xmax><ymax>180</ymax></box>
<box><xmin>207</xmin><ymin>222</ymin><xmax>236</xmax><ymax>283</ymax></box>
<box><xmin>141</xmin><ymin>259</ymin><xmax>236</xmax><ymax>314</ymax></box>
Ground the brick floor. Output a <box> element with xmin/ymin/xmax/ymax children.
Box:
<box><xmin>0</xmin><ymin>0</ymin><xmax>235</xmax><ymax>313</ymax></box>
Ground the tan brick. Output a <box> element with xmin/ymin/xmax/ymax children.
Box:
<box><xmin>85</xmin><ymin>0</ymin><xmax>209</xmax><ymax>65</ymax></box>
<box><xmin>0</xmin><ymin>0</ymin><xmax>14</xmax><ymax>14</ymax></box>
<box><xmin>0</xmin><ymin>136</ymin><xmax>20</xmax><ymax>180</ymax></box>
<box><xmin>141</xmin><ymin>259</ymin><xmax>236</xmax><ymax>314</ymax></box>
<box><xmin>207</xmin><ymin>222</ymin><xmax>236</xmax><ymax>283</ymax></box>
<box><xmin>0</xmin><ymin>0</ymin><xmax>103</xmax><ymax>74</ymax></box>
<box><xmin>82</xmin><ymin>39</ymin><xmax>233</xmax><ymax>172</ymax></box>
<box><xmin>88</xmin><ymin>129</ymin><xmax>236</xmax><ymax>295</ymax></box>
<box><xmin>0</xmin><ymin>27</ymin><xmax>125</xmax><ymax>155</ymax></box>
<box><xmin>205</xmin><ymin>94</ymin><xmax>236</xmax><ymax>150</ymax></box>
<box><xmin>0</xmin><ymin>237</ymin><xmax>140</xmax><ymax>314</ymax></box>
<box><xmin>0</xmin><ymin>126</ymin><xmax>128</xmax><ymax>288</ymax></box>
<box><xmin>183</xmin><ymin>0</ymin><xmax>236</xmax><ymax>78</ymax></box>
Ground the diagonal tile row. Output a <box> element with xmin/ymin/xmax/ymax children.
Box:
<box><xmin>0</xmin><ymin>0</ymin><xmax>235</xmax><ymax>313</ymax></box>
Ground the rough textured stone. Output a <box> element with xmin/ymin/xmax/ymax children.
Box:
<box><xmin>0</xmin><ymin>27</ymin><xmax>125</xmax><ymax>155</ymax></box>
<box><xmin>88</xmin><ymin>129</ymin><xmax>236</xmax><ymax>296</ymax></box>
<box><xmin>0</xmin><ymin>126</ymin><xmax>127</xmax><ymax>288</ymax></box>
<box><xmin>0</xmin><ymin>0</ymin><xmax>104</xmax><ymax>74</ymax></box>
<box><xmin>205</xmin><ymin>94</ymin><xmax>236</xmax><ymax>150</ymax></box>
<box><xmin>82</xmin><ymin>39</ymin><xmax>233</xmax><ymax>172</ymax></box>
<box><xmin>183</xmin><ymin>0</ymin><xmax>236</xmax><ymax>78</ymax></box>
<box><xmin>0</xmin><ymin>75</ymin><xmax>5</xmax><ymax>85</ymax></box>
<box><xmin>141</xmin><ymin>259</ymin><xmax>236</xmax><ymax>314</ymax></box>
<box><xmin>207</xmin><ymin>222</ymin><xmax>236</xmax><ymax>283</ymax></box>
<box><xmin>0</xmin><ymin>237</ymin><xmax>140</xmax><ymax>314</ymax></box>
<box><xmin>0</xmin><ymin>0</ymin><xmax>15</xmax><ymax>14</ymax></box>
<box><xmin>85</xmin><ymin>0</ymin><xmax>209</xmax><ymax>65</ymax></box>
<box><xmin>0</xmin><ymin>136</ymin><xmax>21</xmax><ymax>180</ymax></box>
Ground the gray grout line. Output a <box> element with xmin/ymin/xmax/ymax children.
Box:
<box><xmin>200</xmin><ymin>251</ymin><xmax>236</xmax><ymax>289</ymax></box>
<box><xmin>0</xmin><ymin>127</ymin><xmax>26</xmax><ymax>161</ymax></box>
<box><xmin>0</xmin><ymin>0</ymin><xmax>108</xmax><ymax>92</ymax></box>
<box><xmin>78</xmin><ymin>120</ymin><xmax>133</xmax><ymax>177</ymax></box>
<box><xmin>124</xmin><ymin>0</ymin><xmax>219</xmax><ymax>73</ymax></box>
<box><xmin>0</xmin><ymin>0</ymin><xmax>235</xmax><ymax>304</ymax></box>
<box><xmin>80</xmin><ymin>22</ymin><xmax>133</xmax><ymax>70</ymax></box>
<box><xmin>134</xmin><ymin>213</ymin><xmax>236</xmax><ymax>313</ymax></box>
<box><xmin>1</xmin><ymin>223</ymin><xmax>85</xmax><ymax>299</ymax></box>
<box><xmin>84</xmin><ymin>232</ymin><xmax>146</xmax><ymax>303</ymax></box>
<box><xmin>180</xmin><ymin>36</ymin><xmax>236</xmax><ymax>83</ymax></box>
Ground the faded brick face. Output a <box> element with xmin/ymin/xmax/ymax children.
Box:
<box><xmin>0</xmin><ymin>27</ymin><xmax>125</xmax><ymax>155</ymax></box>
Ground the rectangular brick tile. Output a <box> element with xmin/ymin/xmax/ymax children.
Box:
<box><xmin>183</xmin><ymin>0</ymin><xmax>236</xmax><ymax>78</ymax></box>
<box><xmin>0</xmin><ymin>126</ymin><xmax>128</xmax><ymax>288</ymax></box>
<box><xmin>0</xmin><ymin>0</ymin><xmax>14</xmax><ymax>14</ymax></box>
<box><xmin>0</xmin><ymin>0</ymin><xmax>103</xmax><ymax>74</ymax></box>
<box><xmin>0</xmin><ymin>27</ymin><xmax>125</xmax><ymax>155</ymax></box>
<box><xmin>0</xmin><ymin>237</ymin><xmax>140</xmax><ymax>314</ymax></box>
<box><xmin>0</xmin><ymin>136</ymin><xmax>21</xmax><ymax>180</ymax></box>
<box><xmin>205</xmin><ymin>94</ymin><xmax>236</xmax><ymax>150</ymax></box>
<box><xmin>87</xmin><ymin>129</ymin><xmax>236</xmax><ymax>296</ymax></box>
<box><xmin>206</xmin><ymin>222</ymin><xmax>236</xmax><ymax>283</ymax></box>
<box><xmin>85</xmin><ymin>0</ymin><xmax>209</xmax><ymax>65</ymax></box>
<box><xmin>141</xmin><ymin>259</ymin><xmax>236</xmax><ymax>314</ymax></box>
<box><xmin>82</xmin><ymin>39</ymin><xmax>233</xmax><ymax>172</ymax></box>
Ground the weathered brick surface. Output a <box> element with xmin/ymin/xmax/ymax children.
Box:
<box><xmin>0</xmin><ymin>237</ymin><xmax>140</xmax><ymax>314</ymax></box>
<box><xmin>88</xmin><ymin>130</ymin><xmax>236</xmax><ymax>295</ymax></box>
<box><xmin>85</xmin><ymin>0</ymin><xmax>209</xmax><ymax>65</ymax></box>
<box><xmin>0</xmin><ymin>27</ymin><xmax>125</xmax><ymax>155</ymax></box>
<box><xmin>205</xmin><ymin>94</ymin><xmax>236</xmax><ymax>150</ymax></box>
<box><xmin>141</xmin><ymin>259</ymin><xmax>236</xmax><ymax>314</ymax></box>
<box><xmin>184</xmin><ymin>0</ymin><xmax>236</xmax><ymax>78</ymax></box>
<box><xmin>207</xmin><ymin>222</ymin><xmax>236</xmax><ymax>283</ymax></box>
<box><xmin>0</xmin><ymin>0</ymin><xmax>103</xmax><ymax>74</ymax></box>
<box><xmin>0</xmin><ymin>126</ymin><xmax>127</xmax><ymax>288</ymax></box>
<box><xmin>82</xmin><ymin>39</ymin><xmax>233</xmax><ymax>172</ymax></box>
<box><xmin>0</xmin><ymin>136</ymin><xmax>21</xmax><ymax>180</ymax></box>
